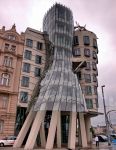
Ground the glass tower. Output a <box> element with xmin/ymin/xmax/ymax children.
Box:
<box><xmin>34</xmin><ymin>3</ymin><xmax>86</xmax><ymax>112</ymax></box>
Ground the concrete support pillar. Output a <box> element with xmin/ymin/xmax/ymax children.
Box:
<box><xmin>85</xmin><ymin>116</ymin><xmax>92</xmax><ymax>144</ymax></box>
<box><xmin>24</xmin><ymin>110</ymin><xmax>46</xmax><ymax>149</ymax></box>
<box><xmin>46</xmin><ymin>111</ymin><xmax>59</xmax><ymax>150</ymax></box>
<box><xmin>68</xmin><ymin>112</ymin><xmax>77</xmax><ymax>149</ymax></box>
<box><xmin>13</xmin><ymin>110</ymin><xmax>36</xmax><ymax>148</ymax></box>
<box><xmin>40</xmin><ymin>122</ymin><xmax>46</xmax><ymax>148</ymax></box>
<box><xmin>57</xmin><ymin>111</ymin><xmax>61</xmax><ymax>148</ymax></box>
<box><xmin>79</xmin><ymin>113</ymin><xmax>87</xmax><ymax>148</ymax></box>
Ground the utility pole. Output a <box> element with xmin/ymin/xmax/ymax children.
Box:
<box><xmin>101</xmin><ymin>85</ymin><xmax>111</xmax><ymax>145</ymax></box>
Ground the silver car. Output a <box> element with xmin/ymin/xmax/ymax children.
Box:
<box><xmin>0</xmin><ymin>136</ymin><xmax>16</xmax><ymax>147</ymax></box>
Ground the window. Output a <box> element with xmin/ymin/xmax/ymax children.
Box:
<box><xmin>0</xmin><ymin>94</ymin><xmax>8</xmax><ymax>109</ymax></box>
<box><xmin>83</xmin><ymin>36</ymin><xmax>90</xmax><ymax>45</ymax></box>
<box><xmin>84</xmin><ymin>74</ymin><xmax>91</xmax><ymax>83</ymax></box>
<box><xmin>95</xmin><ymin>98</ymin><xmax>99</xmax><ymax>108</ymax></box>
<box><xmin>84</xmin><ymin>49</ymin><xmax>90</xmax><ymax>57</ymax></box>
<box><xmin>24</xmin><ymin>50</ymin><xmax>32</xmax><ymax>60</ymax></box>
<box><xmin>23</xmin><ymin>63</ymin><xmax>30</xmax><ymax>73</ymax></box>
<box><xmin>86</xmin><ymin>99</ymin><xmax>93</xmax><ymax>109</ymax></box>
<box><xmin>73</xmin><ymin>36</ymin><xmax>79</xmax><ymax>45</ymax></box>
<box><xmin>85</xmin><ymin>86</ymin><xmax>92</xmax><ymax>95</ymax></box>
<box><xmin>35</xmin><ymin>55</ymin><xmax>42</xmax><ymax>64</ymax></box>
<box><xmin>37</xmin><ymin>42</ymin><xmax>43</xmax><ymax>50</ymax></box>
<box><xmin>0</xmin><ymin>73</ymin><xmax>10</xmax><ymax>86</ymax></box>
<box><xmin>0</xmin><ymin>120</ymin><xmax>4</xmax><ymax>133</ymax></box>
<box><xmin>58</xmin><ymin>6</ymin><xmax>65</xmax><ymax>19</ymax></box>
<box><xmin>35</xmin><ymin>67</ymin><xmax>41</xmax><ymax>77</ymax></box>
<box><xmin>10</xmin><ymin>45</ymin><xmax>16</xmax><ymax>51</ymax></box>
<box><xmin>21</xmin><ymin>76</ymin><xmax>29</xmax><ymax>87</ymax></box>
<box><xmin>26</xmin><ymin>39</ymin><xmax>33</xmax><ymax>47</ymax></box>
<box><xmin>7</xmin><ymin>35</ymin><xmax>16</xmax><ymax>40</ymax></box>
<box><xmin>94</xmin><ymin>86</ymin><xmax>97</xmax><ymax>95</ymax></box>
<box><xmin>73</xmin><ymin>48</ymin><xmax>81</xmax><ymax>56</ymax></box>
<box><xmin>93</xmin><ymin>51</ymin><xmax>97</xmax><ymax>59</ymax></box>
<box><xmin>93</xmin><ymin>74</ymin><xmax>97</xmax><ymax>82</ymax></box>
<box><xmin>93</xmin><ymin>39</ymin><xmax>97</xmax><ymax>48</ymax></box>
<box><xmin>92</xmin><ymin>62</ymin><xmax>97</xmax><ymax>70</ymax></box>
<box><xmin>4</xmin><ymin>43</ymin><xmax>9</xmax><ymax>50</ymax></box>
<box><xmin>85</xmin><ymin>62</ymin><xmax>91</xmax><ymax>70</ymax></box>
<box><xmin>3</xmin><ymin>56</ymin><xmax>13</xmax><ymax>67</ymax></box>
<box><xmin>77</xmin><ymin>72</ymin><xmax>81</xmax><ymax>80</ymax></box>
<box><xmin>20</xmin><ymin>91</ymin><xmax>28</xmax><ymax>103</ymax></box>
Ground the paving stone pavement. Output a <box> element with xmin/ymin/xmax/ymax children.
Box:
<box><xmin>0</xmin><ymin>143</ymin><xmax>116</xmax><ymax>150</ymax></box>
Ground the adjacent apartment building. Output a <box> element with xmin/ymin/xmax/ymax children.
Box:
<box><xmin>0</xmin><ymin>25</ymin><xmax>24</xmax><ymax>138</ymax></box>
<box><xmin>15</xmin><ymin>28</ymin><xmax>46</xmax><ymax>134</ymax></box>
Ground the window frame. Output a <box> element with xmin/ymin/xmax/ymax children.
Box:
<box><xmin>21</xmin><ymin>76</ymin><xmax>29</xmax><ymax>87</ymax></box>
<box><xmin>20</xmin><ymin>91</ymin><xmax>28</xmax><ymax>103</ymax></box>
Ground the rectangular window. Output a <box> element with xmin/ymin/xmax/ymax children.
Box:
<box><xmin>0</xmin><ymin>120</ymin><xmax>4</xmax><ymax>133</ymax></box>
<box><xmin>86</xmin><ymin>99</ymin><xmax>93</xmax><ymax>109</ymax></box>
<box><xmin>93</xmin><ymin>51</ymin><xmax>97</xmax><ymax>59</ymax></box>
<box><xmin>35</xmin><ymin>55</ymin><xmax>42</xmax><ymax>64</ymax></box>
<box><xmin>24</xmin><ymin>50</ymin><xmax>32</xmax><ymax>60</ymax></box>
<box><xmin>10</xmin><ymin>45</ymin><xmax>16</xmax><ymax>51</ymax></box>
<box><xmin>92</xmin><ymin>62</ymin><xmax>97</xmax><ymax>70</ymax></box>
<box><xmin>84</xmin><ymin>49</ymin><xmax>90</xmax><ymax>57</ymax></box>
<box><xmin>3</xmin><ymin>56</ymin><xmax>13</xmax><ymax>67</ymax></box>
<box><xmin>21</xmin><ymin>76</ymin><xmax>29</xmax><ymax>87</ymax></box>
<box><xmin>95</xmin><ymin>98</ymin><xmax>99</xmax><ymax>108</ymax></box>
<box><xmin>20</xmin><ymin>91</ymin><xmax>28</xmax><ymax>103</ymax></box>
<box><xmin>83</xmin><ymin>36</ymin><xmax>90</xmax><ymax>45</ymax></box>
<box><xmin>93</xmin><ymin>39</ymin><xmax>97</xmax><ymax>48</ymax></box>
<box><xmin>4</xmin><ymin>43</ymin><xmax>9</xmax><ymax>50</ymax></box>
<box><xmin>35</xmin><ymin>67</ymin><xmax>41</xmax><ymax>77</ymax></box>
<box><xmin>85</xmin><ymin>86</ymin><xmax>92</xmax><ymax>95</ymax></box>
<box><xmin>73</xmin><ymin>48</ymin><xmax>81</xmax><ymax>56</ymax></box>
<box><xmin>85</xmin><ymin>62</ymin><xmax>91</xmax><ymax>70</ymax></box>
<box><xmin>1</xmin><ymin>73</ymin><xmax>10</xmax><ymax>86</ymax></box>
<box><xmin>84</xmin><ymin>74</ymin><xmax>91</xmax><ymax>83</ymax></box>
<box><xmin>37</xmin><ymin>42</ymin><xmax>43</xmax><ymax>50</ymax></box>
<box><xmin>73</xmin><ymin>36</ymin><xmax>79</xmax><ymax>45</ymax></box>
<box><xmin>26</xmin><ymin>39</ymin><xmax>33</xmax><ymax>47</ymax></box>
<box><xmin>23</xmin><ymin>63</ymin><xmax>30</xmax><ymax>73</ymax></box>
<box><xmin>94</xmin><ymin>86</ymin><xmax>97</xmax><ymax>95</ymax></box>
<box><xmin>0</xmin><ymin>94</ymin><xmax>8</xmax><ymax>109</ymax></box>
<box><xmin>93</xmin><ymin>74</ymin><xmax>97</xmax><ymax>82</ymax></box>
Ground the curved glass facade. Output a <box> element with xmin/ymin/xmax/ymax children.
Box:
<box><xmin>34</xmin><ymin>4</ymin><xmax>86</xmax><ymax>112</ymax></box>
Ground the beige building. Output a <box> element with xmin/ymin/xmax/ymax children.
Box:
<box><xmin>72</xmin><ymin>25</ymin><xmax>99</xmax><ymax>144</ymax></box>
<box><xmin>73</xmin><ymin>25</ymin><xmax>98</xmax><ymax>112</ymax></box>
<box><xmin>0</xmin><ymin>25</ymin><xmax>24</xmax><ymax>138</ymax></box>
<box><xmin>15</xmin><ymin>28</ymin><xmax>46</xmax><ymax>134</ymax></box>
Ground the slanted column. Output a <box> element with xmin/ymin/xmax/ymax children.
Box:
<box><xmin>46</xmin><ymin>111</ymin><xmax>59</xmax><ymax>149</ymax></box>
<box><xmin>79</xmin><ymin>113</ymin><xmax>87</xmax><ymax>147</ymax></box>
<box><xmin>24</xmin><ymin>110</ymin><xmax>46</xmax><ymax>149</ymax></box>
<box><xmin>40</xmin><ymin>122</ymin><xmax>46</xmax><ymax>148</ymax></box>
<box><xmin>68</xmin><ymin>111</ymin><xmax>77</xmax><ymax>149</ymax></box>
<box><xmin>13</xmin><ymin>110</ymin><xmax>36</xmax><ymax>148</ymax></box>
<box><xmin>85</xmin><ymin>116</ymin><xmax>92</xmax><ymax>144</ymax></box>
<box><xmin>57</xmin><ymin>111</ymin><xmax>61</xmax><ymax>148</ymax></box>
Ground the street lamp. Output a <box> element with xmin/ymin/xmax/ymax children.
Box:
<box><xmin>101</xmin><ymin>85</ymin><xmax>111</xmax><ymax>145</ymax></box>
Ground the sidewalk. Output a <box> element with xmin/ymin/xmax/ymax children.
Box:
<box><xmin>79</xmin><ymin>142</ymin><xmax>113</xmax><ymax>150</ymax></box>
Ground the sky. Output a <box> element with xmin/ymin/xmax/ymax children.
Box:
<box><xmin>0</xmin><ymin>0</ymin><xmax>116</xmax><ymax>126</ymax></box>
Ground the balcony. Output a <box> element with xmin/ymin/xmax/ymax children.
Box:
<box><xmin>4</xmin><ymin>47</ymin><xmax>16</xmax><ymax>55</ymax></box>
<box><xmin>0</xmin><ymin>66</ymin><xmax>14</xmax><ymax>73</ymax></box>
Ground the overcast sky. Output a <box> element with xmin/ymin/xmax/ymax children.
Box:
<box><xmin>0</xmin><ymin>0</ymin><xmax>116</xmax><ymax>126</ymax></box>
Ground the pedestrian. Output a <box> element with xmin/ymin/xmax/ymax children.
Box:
<box><xmin>95</xmin><ymin>135</ymin><xmax>99</xmax><ymax>147</ymax></box>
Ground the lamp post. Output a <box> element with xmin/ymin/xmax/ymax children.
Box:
<box><xmin>101</xmin><ymin>85</ymin><xmax>111</xmax><ymax>145</ymax></box>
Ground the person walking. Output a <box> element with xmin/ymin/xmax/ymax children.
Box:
<box><xmin>95</xmin><ymin>135</ymin><xmax>99</xmax><ymax>147</ymax></box>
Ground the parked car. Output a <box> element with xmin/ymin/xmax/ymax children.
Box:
<box><xmin>111</xmin><ymin>134</ymin><xmax>116</xmax><ymax>139</ymax></box>
<box><xmin>0</xmin><ymin>136</ymin><xmax>16</xmax><ymax>147</ymax></box>
<box><xmin>98</xmin><ymin>135</ymin><xmax>108</xmax><ymax>142</ymax></box>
